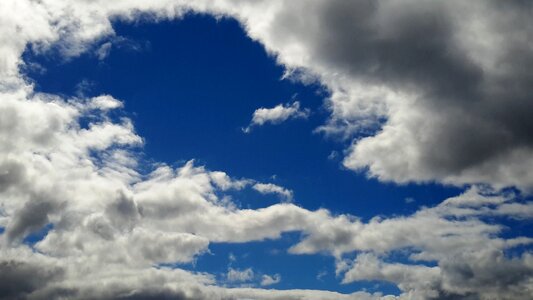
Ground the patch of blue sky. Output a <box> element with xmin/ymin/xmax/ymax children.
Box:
<box><xmin>23</xmin><ymin>223</ymin><xmax>54</xmax><ymax>247</ymax></box>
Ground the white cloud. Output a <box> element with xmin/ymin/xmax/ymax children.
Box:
<box><xmin>227</xmin><ymin>267</ymin><xmax>255</xmax><ymax>283</ymax></box>
<box><xmin>290</xmin><ymin>187</ymin><xmax>533</xmax><ymax>299</ymax></box>
<box><xmin>95</xmin><ymin>42</ymin><xmax>112</xmax><ymax>60</ymax></box>
<box><xmin>209</xmin><ymin>170</ymin><xmax>252</xmax><ymax>191</ymax></box>
<box><xmin>260</xmin><ymin>274</ymin><xmax>281</xmax><ymax>286</ymax></box>
<box><xmin>88</xmin><ymin>95</ymin><xmax>124</xmax><ymax>111</ymax></box>
<box><xmin>243</xmin><ymin>101</ymin><xmax>309</xmax><ymax>133</ymax></box>
<box><xmin>0</xmin><ymin>1</ymin><xmax>532</xmax><ymax>299</ymax></box>
<box><xmin>253</xmin><ymin>183</ymin><xmax>293</xmax><ymax>201</ymax></box>
<box><xmin>343</xmin><ymin>253</ymin><xmax>441</xmax><ymax>299</ymax></box>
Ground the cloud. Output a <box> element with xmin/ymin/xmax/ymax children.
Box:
<box><xmin>291</xmin><ymin>187</ymin><xmax>533</xmax><ymax>299</ymax></box>
<box><xmin>253</xmin><ymin>183</ymin><xmax>294</xmax><ymax>201</ymax></box>
<box><xmin>316</xmin><ymin>270</ymin><xmax>327</xmax><ymax>281</ymax></box>
<box><xmin>88</xmin><ymin>95</ymin><xmax>124</xmax><ymax>111</ymax></box>
<box><xmin>404</xmin><ymin>197</ymin><xmax>415</xmax><ymax>204</ymax></box>
<box><xmin>227</xmin><ymin>268</ymin><xmax>254</xmax><ymax>283</ymax></box>
<box><xmin>4</xmin><ymin>199</ymin><xmax>58</xmax><ymax>243</ymax></box>
<box><xmin>0</xmin><ymin>258</ymin><xmax>64</xmax><ymax>299</ymax></box>
<box><xmin>0</xmin><ymin>0</ymin><xmax>532</xmax><ymax>299</ymax></box>
<box><xmin>95</xmin><ymin>42</ymin><xmax>112</xmax><ymax>60</ymax></box>
<box><xmin>243</xmin><ymin>101</ymin><xmax>309</xmax><ymax>133</ymax></box>
<box><xmin>260</xmin><ymin>274</ymin><xmax>281</xmax><ymax>286</ymax></box>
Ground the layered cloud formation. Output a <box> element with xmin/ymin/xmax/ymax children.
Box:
<box><xmin>1</xmin><ymin>0</ymin><xmax>533</xmax><ymax>299</ymax></box>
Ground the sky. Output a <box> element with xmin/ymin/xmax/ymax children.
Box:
<box><xmin>1</xmin><ymin>1</ymin><xmax>533</xmax><ymax>300</ymax></box>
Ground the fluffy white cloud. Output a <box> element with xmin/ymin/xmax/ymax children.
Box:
<box><xmin>243</xmin><ymin>101</ymin><xmax>309</xmax><ymax>133</ymax></box>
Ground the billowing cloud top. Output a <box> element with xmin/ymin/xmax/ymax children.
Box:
<box><xmin>1</xmin><ymin>0</ymin><xmax>533</xmax><ymax>299</ymax></box>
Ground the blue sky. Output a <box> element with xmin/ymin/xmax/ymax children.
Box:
<box><xmin>2</xmin><ymin>2</ymin><xmax>533</xmax><ymax>300</ymax></box>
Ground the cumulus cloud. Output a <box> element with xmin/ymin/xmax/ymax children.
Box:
<box><xmin>0</xmin><ymin>0</ymin><xmax>532</xmax><ymax>299</ymax></box>
<box><xmin>243</xmin><ymin>101</ymin><xmax>310</xmax><ymax>133</ymax></box>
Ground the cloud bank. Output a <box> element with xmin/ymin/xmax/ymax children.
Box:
<box><xmin>0</xmin><ymin>0</ymin><xmax>532</xmax><ymax>299</ymax></box>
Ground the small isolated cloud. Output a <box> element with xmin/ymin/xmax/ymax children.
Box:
<box><xmin>253</xmin><ymin>183</ymin><xmax>293</xmax><ymax>201</ymax></box>
<box><xmin>328</xmin><ymin>151</ymin><xmax>339</xmax><ymax>161</ymax></box>
<box><xmin>88</xmin><ymin>95</ymin><xmax>124</xmax><ymax>111</ymax></box>
<box><xmin>227</xmin><ymin>268</ymin><xmax>254</xmax><ymax>283</ymax></box>
<box><xmin>404</xmin><ymin>197</ymin><xmax>415</xmax><ymax>204</ymax></box>
<box><xmin>261</xmin><ymin>274</ymin><xmax>281</xmax><ymax>286</ymax></box>
<box><xmin>94</xmin><ymin>37</ymin><xmax>149</xmax><ymax>61</ymax></box>
<box><xmin>243</xmin><ymin>101</ymin><xmax>309</xmax><ymax>133</ymax></box>
<box><xmin>316</xmin><ymin>270</ymin><xmax>327</xmax><ymax>281</ymax></box>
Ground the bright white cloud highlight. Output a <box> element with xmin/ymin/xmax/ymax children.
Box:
<box><xmin>243</xmin><ymin>101</ymin><xmax>309</xmax><ymax>133</ymax></box>
<box><xmin>253</xmin><ymin>183</ymin><xmax>293</xmax><ymax>201</ymax></box>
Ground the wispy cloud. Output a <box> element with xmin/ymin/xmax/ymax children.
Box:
<box><xmin>227</xmin><ymin>268</ymin><xmax>254</xmax><ymax>283</ymax></box>
<box><xmin>95</xmin><ymin>42</ymin><xmax>112</xmax><ymax>60</ymax></box>
<box><xmin>260</xmin><ymin>274</ymin><xmax>281</xmax><ymax>286</ymax></box>
<box><xmin>252</xmin><ymin>183</ymin><xmax>293</xmax><ymax>201</ymax></box>
<box><xmin>243</xmin><ymin>101</ymin><xmax>309</xmax><ymax>133</ymax></box>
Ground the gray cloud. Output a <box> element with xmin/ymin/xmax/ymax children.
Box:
<box><xmin>0</xmin><ymin>260</ymin><xmax>64</xmax><ymax>300</ymax></box>
<box><xmin>0</xmin><ymin>160</ymin><xmax>26</xmax><ymax>193</ymax></box>
<box><xmin>306</xmin><ymin>0</ymin><xmax>533</xmax><ymax>189</ymax></box>
<box><xmin>5</xmin><ymin>199</ymin><xmax>57</xmax><ymax>243</ymax></box>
